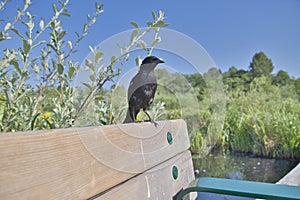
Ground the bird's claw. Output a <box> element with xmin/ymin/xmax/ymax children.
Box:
<box><xmin>144</xmin><ymin>119</ymin><xmax>158</xmax><ymax>127</ymax></box>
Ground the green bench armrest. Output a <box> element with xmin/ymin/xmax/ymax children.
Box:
<box><xmin>176</xmin><ymin>177</ymin><xmax>300</xmax><ymax>200</ymax></box>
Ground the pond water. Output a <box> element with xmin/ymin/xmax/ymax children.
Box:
<box><xmin>192</xmin><ymin>150</ymin><xmax>299</xmax><ymax>200</ymax></box>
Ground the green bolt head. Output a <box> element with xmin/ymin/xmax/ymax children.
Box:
<box><xmin>167</xmin><ymin>131</ymin><xmax>173</xmax><ymax>144</ymax></box>
<box><xmin>172</xmin><ymin>165</ymin><xmax>178</xmax><ymax>180</ymax></box>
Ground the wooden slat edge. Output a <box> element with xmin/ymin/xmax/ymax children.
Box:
<box><xmin>94</xmin><ymin>150</ymin><xmax>195</xmax><ymax>200</ymax></box>
<box><xmin>277</xmin><ymin>163</ymin><xmax>300</xmax><ymax>186</ymax></box>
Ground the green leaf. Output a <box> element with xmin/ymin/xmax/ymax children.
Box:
<box><xmin>98</xmin><ymin>4</ymin><xmax>104</xmax><ymax>12</ymax></box>
<box><xmin>130</xmin><ymin>21</ymin><xmax>141</xmax><ymax>33</ymax></box>
<box><xmin>44</xmin><ymin>118</ymin><xmax>55</xmax><ymax>129</ymax></box>
<box><xmin>62</xmin><ymin>10</ymin><xmax>71</xmax><ymax>17</ymax></box>
<box><xmin>57</xmin><ymin>63</ymin><xmax>64</xmax><ymax>74</ymax></box>
<box><xmin>90</xmin><ymin>74</ymin><xmax>95</xmax><ymax>82</ymax></box>
<box><xmin>85</xmin><ymin>59</ymin><xmax>94</xmax><ymax>71</ymax></box>
<box><xmin>10</xmin><ymin>59</ymin><xmax>21</xmax><ymax>74</ymax></box>
<box><xmin>4</xmin><ymin>90</ymin><xmax>13</xmax><ymax>109</ymax></box>
<box><xmin>68</xmin><ymin>65</ymin><xmax>76</xmax><ymax>78</ymax></box>
<box><xmin>52</xmin><ymin>3</ymin><xmax>58</xmax><ymax>14</ymax></box>
<box><xmin>83</xmin><ymin>24</ymin><xmax>88</xmax><ymax>33</ymax></box>
<box><xmin>95</xmin><ymin>96</ymin><xmax>104</xmax><ymax>101</ymax></box>
<box><xmin>111</xmin><ymin>56</ymin><xmax>116</xmax><ymax>63</ymax></box>
<box><xmin>152</xmin><ymin>11</ymin><xmax>157</xmax><ymax>21</ymax></box>
<box><xmin>95</xmin><ymin>2</ymin><xmax>100</xmax><ymax>10</ymax></box>
<box><xmin>0</xmin><ymin>32</ymin><xmax>4</xmax><ymax>41</ymax></box>
<box><xmin>58</xmin><ymin>31</ymin><xmax>66</xmax><ymax>40</ymax></box>
<box><xmin>32</xmin><ymin>40</ymin><xmax>46</xmax><ymax>49</ymax></box>
<box><xmin>100</xmin><ymin>119</ymin><xmax>107</xmax><ymax>125</ymax></box>
<box><xmin>135</xmin><ymin>56</ymin><xmax>142</xmax><ymax>67</ymax></box>
<box><xmin>26</xmin><ymin>12</ymin><xmax>32</xmax><ymax>20</ymax></box>
<box><xmin>50</xmin><ymin>20</ymin><xmax>55</xmax><ymax>29</ymax></box>
<box><xmin>31</xmin><ymin>113</ymin><xmax>40</xmax><ymax>130</ymax></box>
<box><xmin>155</xmin><ymin>20</ymin><xmax>169</xmax><ymax>27</ymax></box>
<box><xmin>130</xmin><ymin>21</ymin><xmax>139</xmax><ymax>29</ymax></box>
<box><xmin>0</xmin><ymin>70</ymin><xmax>8</xmax><ymax>78</ymax></box>
<box><xmin>137</xmin><ymin>40</ymin><xmax>147</xmax><ymax>50</ymax></box>
<box><xmin>23</xmin><ymin>39</ymin><xmax>30</xmax><ymax>55</ymax></box>
<box><xmin>47</xmin><ymin>43</ymin><xmax>56</xmax><ymax>52</ymax></box>
<box><xmin>130</xmin><ymin>29</ymin><xmax>138</xmax><ymax>44</ymax></box>
<box><xmin>147</xmin><ymin>22</ymin><xmax>153</xmax><ymax>27</ymax></box>
<box><xmin>95</xmin><ymin>51</ymin><xmax>103</xmax><ymax>63</ymax></box>
<box><xmin>11</xmin><ymin>28</ymin><xmax>26</xmax><ymax>40</ymax></box>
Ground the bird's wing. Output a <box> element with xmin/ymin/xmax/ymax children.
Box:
<box><xmin>128</xmin><ymin>86</ymin><xmax>143</xmax><ymax>106</ymax></box>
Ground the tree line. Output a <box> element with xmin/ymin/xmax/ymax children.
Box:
<box><xmin>154</xmin><ymin>52</ymin><xmax>300</xmax><ymax>159</ymax></box>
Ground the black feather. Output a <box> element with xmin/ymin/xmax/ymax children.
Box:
<box><xmin>123</xmin><ymin>56</ymin><xmax>164</xmax><ymax>124</ymax></box>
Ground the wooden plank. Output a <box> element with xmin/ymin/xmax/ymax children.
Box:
<box><xmin>94</xmin><ymin>150</ymin><xmax>195</xmax><ymax>200</ymax></box>
<box><xmin>0</xmin><ymin>119</ymin><xmax>190</xmax><ymax>200</ymax></box>
<box><xmin>277</xmin><ymin>163</ymin><xmax>300</xmax><ymax>186</ymax></box>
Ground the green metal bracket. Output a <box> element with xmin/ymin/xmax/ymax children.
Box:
<box><xmin>176</xmin><ymin>177</ymin><xmax>300</xmax><ymax>200</ymax></box>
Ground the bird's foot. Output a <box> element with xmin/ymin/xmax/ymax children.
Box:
<box><xmin>144</xmin><ymin>119</ymin><xmax>158</xmax><ymax>127</ymax></box>
<box><xmin>143</xmin><ymin>110</ymin><xmax>157</xmax><ymax>127</ymax></box>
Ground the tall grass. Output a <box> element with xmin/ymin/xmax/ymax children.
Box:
<box><xmin>223</xmin><ymin>77</ymin><xmax>300</xmax><ymax>158</ymax></box>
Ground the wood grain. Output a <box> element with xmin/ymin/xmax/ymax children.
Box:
<box><xmin>95</xmin><ymin>151</ymin><xmax>195</xmax><ymax>200</ymax></box>
<box><xmin>0</xmin><ymin>119</ymin><xmax>190</xmax><ymax>200</ymax></box>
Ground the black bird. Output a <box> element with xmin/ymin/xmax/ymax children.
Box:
<box><xmin>123</xmin><ymin>56</ymin><xmax>164</xmax><ymax>124</ymax></box>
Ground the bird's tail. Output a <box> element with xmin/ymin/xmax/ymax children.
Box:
<box><xmin>123</xmin><ymin>109</ymin><xmax>133</xmax><ymax>123</ymax></box>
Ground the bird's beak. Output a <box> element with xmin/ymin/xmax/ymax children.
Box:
<box><xmin>159</xmin><ymin>58</ymin><xmax>164</xmax><ymax>63</ymax></box>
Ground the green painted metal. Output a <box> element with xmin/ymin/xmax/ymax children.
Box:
<box><xmin>172</xmin><ymin>166</ymin><xmax>178</xmax><ymax>180</ymax></box>
<box><xmin>176</xmin><ymin>177</ymin><xmax>300</xmax><ymax>200</ymax></box>
<box><xmin>167</xmin><ymin>131</ymin><xmax>173</xmax><ymax>144</ymax></box>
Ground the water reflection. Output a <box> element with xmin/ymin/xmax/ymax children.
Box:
<box><xmin>192</xmin><ymin>150</ymin><xmax>299</xmax><ymax>200</ymax></box>
<box><xmin>193</xmin><ymin>149</ymin><xmax>299</xmax><ymax>183</ymax></box>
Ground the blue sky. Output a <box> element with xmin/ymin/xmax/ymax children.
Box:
<box><xmin>1</xmin><ymin>0</ymin><xmax>300</xmax><ymax>78</ymax></box>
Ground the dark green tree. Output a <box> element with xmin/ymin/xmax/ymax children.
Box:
<box><xmin>249</xmin><ymin>52</ymin><xmax>274</xmax><ymax>77</ymax></box>
<box><xmin>185</xmin><ymin>73</ymin><xmax>207</xmax><ymax>101</ymax></box>
<box><xmin>273</xmin><ymin>70</ymin><xmax>291</xmax><ymax>86</ymax></box>
<box><xmin>223</xmin><ymin>67</ymin><xmax>251</xmax><ymax>91</ymax></box>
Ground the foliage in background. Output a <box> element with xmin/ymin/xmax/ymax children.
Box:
<box><xmin>188</xmin><ymin>52</ymin><xmax>300</xmax><ymax>159</ymax></box>
<box><xmin>153</xmin><ymin>52</ymin><xmax>300</xmax><ymax>159</ymax></box>
<box><xmin>0</xmin><ymin>0</ymin><xmax>168</xmax><ymax>131</ymax></box>
<box><xmin>223</xmin><ymin>77</ymin><xmax>300</xmax><ymax>159</ymax></box>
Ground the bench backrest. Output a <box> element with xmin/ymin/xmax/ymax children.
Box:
<box><xmin>0</xmin><ymin>119</ymin><xmax>194</xmax><ymax>199</ymax></box>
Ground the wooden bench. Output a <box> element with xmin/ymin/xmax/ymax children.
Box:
<box><xmin>0</xmin><ymin>119</ymin><xmax>195</xmax><ymax>199</ymax></box>
<box><xmin>2</xmin><ymin>119</ymin><xmax>299</xmax><ymax>200</ymax></box>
